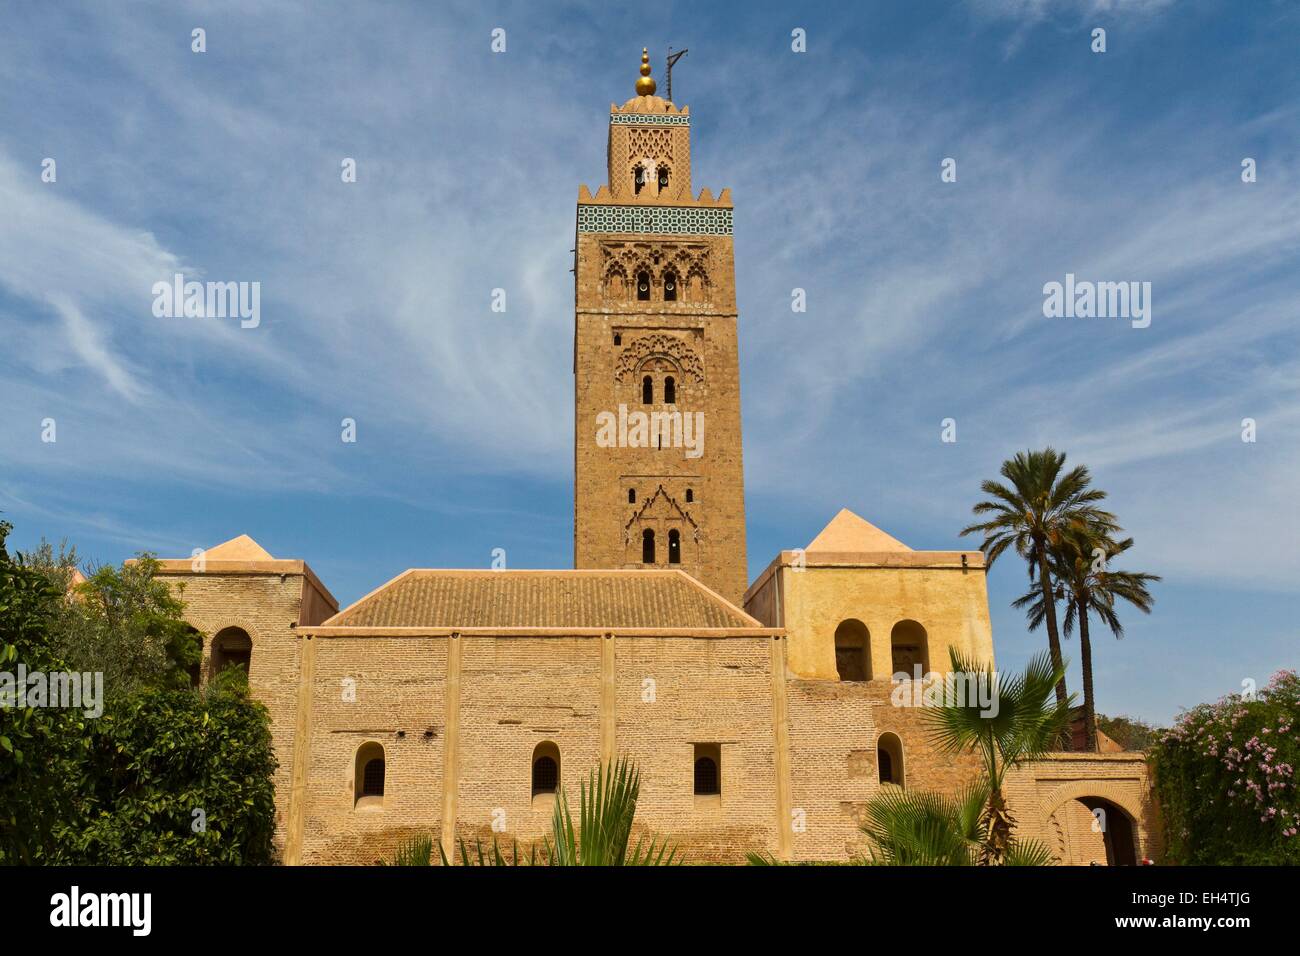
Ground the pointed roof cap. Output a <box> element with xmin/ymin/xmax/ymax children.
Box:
<box><xmin>806</xmin><ymin>509</ymin><xmax>912</xmax><ymax>553</ymax></box>
<box><xmin>204</xmin><ymin>534</ymin><xmax>274</xmax><ymax>561</ymax></box>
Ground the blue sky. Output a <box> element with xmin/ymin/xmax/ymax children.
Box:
<box><xmin>1</xmin><ymin>0</ymin><xmax>1296</xmax><ymax>725</ymax></box>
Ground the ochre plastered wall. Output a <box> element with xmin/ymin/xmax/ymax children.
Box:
<box><xmin>746</xmin><ymin>551</ymin><xmax>996</xmax><ymax>681</ymax></box>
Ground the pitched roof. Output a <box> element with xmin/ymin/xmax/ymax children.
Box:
<box><xmin>807</xmin><ymin>508</ymin><xmax>912</xmax><ymax>553</ymax></box>
<box><xmin>325</xmin><ymin>569</ymin><xmax>758</xmax><ymax>630</ymax></box>
<box><xmin>204</xmin><ymin>534</ymin><xmax>275</xmax><ymax>561</ymax></box>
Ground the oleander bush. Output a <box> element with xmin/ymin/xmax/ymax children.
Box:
<box><xmin>1151</xmin><ymin>669</ymin><xmax>1300</xmax><ymax>865</ymax></box>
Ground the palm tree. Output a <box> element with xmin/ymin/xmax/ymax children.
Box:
<box><xmin>859</xmin><ymin>779</ymin><xmax>1054</xmax><ymax>866</ymax></box>
<box><xmin>1015</xmin><ymin>527</ymin><xmax>1159</xmax><ymax>752</ymax></box>
<box><xmin>925</xmin><ymin>648</ymin><xmax>1074</xmax><ymax>865</ymax></box>
<box><xmin>961</xmin><ymin>448</ymin><xmax>1118</xmax><ymax>714</ymax></box>
<box><xmin>386</xmin><ymin>757</ymin><xmax>678</xmax><ymax>866</ymax></box>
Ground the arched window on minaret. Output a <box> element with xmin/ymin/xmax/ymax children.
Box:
<box><xmin>634</xmin><ymin>163</ymin><xmax>647</xmax><ymax>195</ymax></box>
<box><xmin>636</xmin><ymin>270</ymin><xmax>650</xmax><ymax>301</ymax></box>
<box><xmin>657</xmin><ymin>164</ymin><xmax>670</xmax><ymax>194</ymax></box>
<box><xmin>628</xmin><ymin>488</ymin><xmax>636</xmax><ymax>504</ymax></box>
<box><xmin>668</xmin><ymin>529</ymin><xmax>681</xmax><ymax>564</ymax></box>
<box><xmin>642</xmin><ymin>529</ymin><xmax>655</xmax><ymax>564</ymax></box>
<box><xmin>663</xmin><ymin>376</ymin><xmax>676</xmax><ymax>404</ymax></box>
<box><xmin>642</xmin><ymin>375</ymin><xmax>654</xmax><ymax>405</ymax></box>
<box><xmin>663</xmin><ymin>272</ymin><xmax>677</xmax><ymax>302</ymax></box>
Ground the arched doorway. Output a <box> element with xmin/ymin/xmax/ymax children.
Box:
<box><xmin>1049</xmin><ymin>795</ymin><xmax>1140</xmax><ymax>865</ymax></box>
<box><xmin>209</xmin><ymin>626</ymin><xmax>252</xmax><ymax>681</ymax></box>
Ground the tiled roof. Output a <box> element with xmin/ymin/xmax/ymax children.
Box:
<box><xmin>326</xmin><ymin>569</ymin><xmax>757</xmax><ymax>629</ymax></box>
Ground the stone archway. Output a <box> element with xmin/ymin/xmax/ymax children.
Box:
<box><xmin>1039</xmin><ymin>781</ymin><xmax>1144</xmax><ymax>866</ymax></box>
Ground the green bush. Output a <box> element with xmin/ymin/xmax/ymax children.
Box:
<box><xmin>1151</xmin><ymin>669</ymin><xmax>1300</xmax><ymax>865</ymax></box>
<box><xmin>45</xmin><ymin>681</ymin><xmax>277</xmax><ymax>865</ymax></box>
<box><xmin>1</xmin><ymin>520</ymin><xmax>277</xmax><ymax>865</ymax></box>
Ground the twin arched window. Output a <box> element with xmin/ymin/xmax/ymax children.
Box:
<box><xmin>640</xmin><ymin>375</ymin><xmax>678</xmax><ymax>405</ymax></box>
<box><xmin>830</xmin><ymin>618</ymin><xmax>931</xmax><ymax>682</ymax></box>
<box><xmin>632</xmin><ymin>270</ymin><xmax>681</xmax><ymax>303</ymax></box>
<box><xmin>668</xmin><ymin>529</ymin><xmax>681</xmax><ymax>564</ymax></box>
<box><xmin>642</xmin><ymin>529</ymin><xmax>655</xmax><ymax>564</ymax></box>
<box><xmin>633</xmin><ymin>164</ymin><xmax>671</xmax><ymax>195</ymax></box>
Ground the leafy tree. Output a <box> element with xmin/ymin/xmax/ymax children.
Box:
<box><xmin>2</xmin><ymin>520</ymin><xmax>275</xmax><ymax>865</ymax></box>
<box><xmin>925</xmin><ymin>648</ymin><xmax>1074</xmax><ymax>865</ymax></box>
<box><xmin>1097</xmin><ymin>713</ymin><xmax>1162</xmax><ymax>752</ymax></box>
<box><xmin>961</xmin><ymin>448</ymin><xmax>1118</xmax><ymax>715</ymax></box>
<box><xmin>0</xmin><ymin>520</ymin><xmax>81</xmax><ymax>863</ymax></box>
<box><xmin>22</xmin><ymin>545</ymin><xmax>199</xmax><ymax>697</ymax></box>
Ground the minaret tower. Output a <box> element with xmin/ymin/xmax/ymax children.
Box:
<box><xmin>573</xmin><ymin>49</ymin><xmax>748</xmax><ymax>605</ymax></box>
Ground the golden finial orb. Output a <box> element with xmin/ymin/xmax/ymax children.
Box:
<box><xmin>635</xmin><ymin>47</ymin><xmax>657</xmax><ymax>96</ymax></box>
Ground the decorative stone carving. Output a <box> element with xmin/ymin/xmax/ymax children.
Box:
<box><xmin>614</xmin><ymin>333</ymin><xmax>705</xmax><ymax>384</ymax></box>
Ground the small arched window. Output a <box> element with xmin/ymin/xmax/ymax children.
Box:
<box><xmin>685</xmin><ymin>488</ymin><xmax>693</xmax><ymax>503</ymax></box>
<box><xmin>834</xmin><ymin>619</ymin><xmax>871</xmax><ymax>682</ymax></box>
<box><xmin>657</xmin><ymin>165</ymin><xmax>670</xmax><ymax>193</ymax></box>
<box><xmin>633</xmin><ymin>163</ymin><xmax>646</xmax><ymax>195</ymax></box>
<box><xmin>890</xmin><ymin>620</ymin><xmax>930</xmax><ymax>681</ymax></box>
<box><xmin>664</xmin><ymin>376</ymin><xmax>676</xmax><ymax>403</ymax></box>
<box><xmin>642</xmin><ymin>375</ymin><xmax>654</xmax><ymax>404</ymax></box>
<box><xmin>354</xmin><ymin>741</ymin><xmax>386</xmax><ymax>808</ymax></box>
<box><xmin>613</xmin><ymin>332</ymin><xmax>621</xmax><ymax>346</ymax></box>
<box><xmin>877</xmin><ymin>732</ymin><xmax>904</xmax><ymax>787</ymax></box>
<box><xmin>532</xmin><ymin>742</ymin><xmax>560</xmax><ymax>798</ymax></box>
<box><xmin>663</xmin><ymin>272</ymin><xmax>677</xmax><ymax>302</ymax></box>
<box><xmin>642</xmin><ymin>529</ymin><xmax>655</xmax><ymax>564</ymax></box>
<box><xmin>668</xmin><ymin>529</ymin><xmax>681</xmax><ymax>564</ymax></box>
<box><xmin>636</xmin><ymin>270</ymin><xmax>650</xmax><ymax>301</ymax></box>
<box><xmin>628</xmin><ymin>488</ymin><xmax>636</xmax><ymax>504</ymax></box>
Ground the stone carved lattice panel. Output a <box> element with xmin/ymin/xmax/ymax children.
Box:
<box><xmin>614</xmin><ymin>333</ymin><xmax>705</xmax><ymax>385</ymax></box>
<box><xmin>628</xmin><ymin>127</ymin><xmax>673</xmax><ymax>165</ymax></box>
